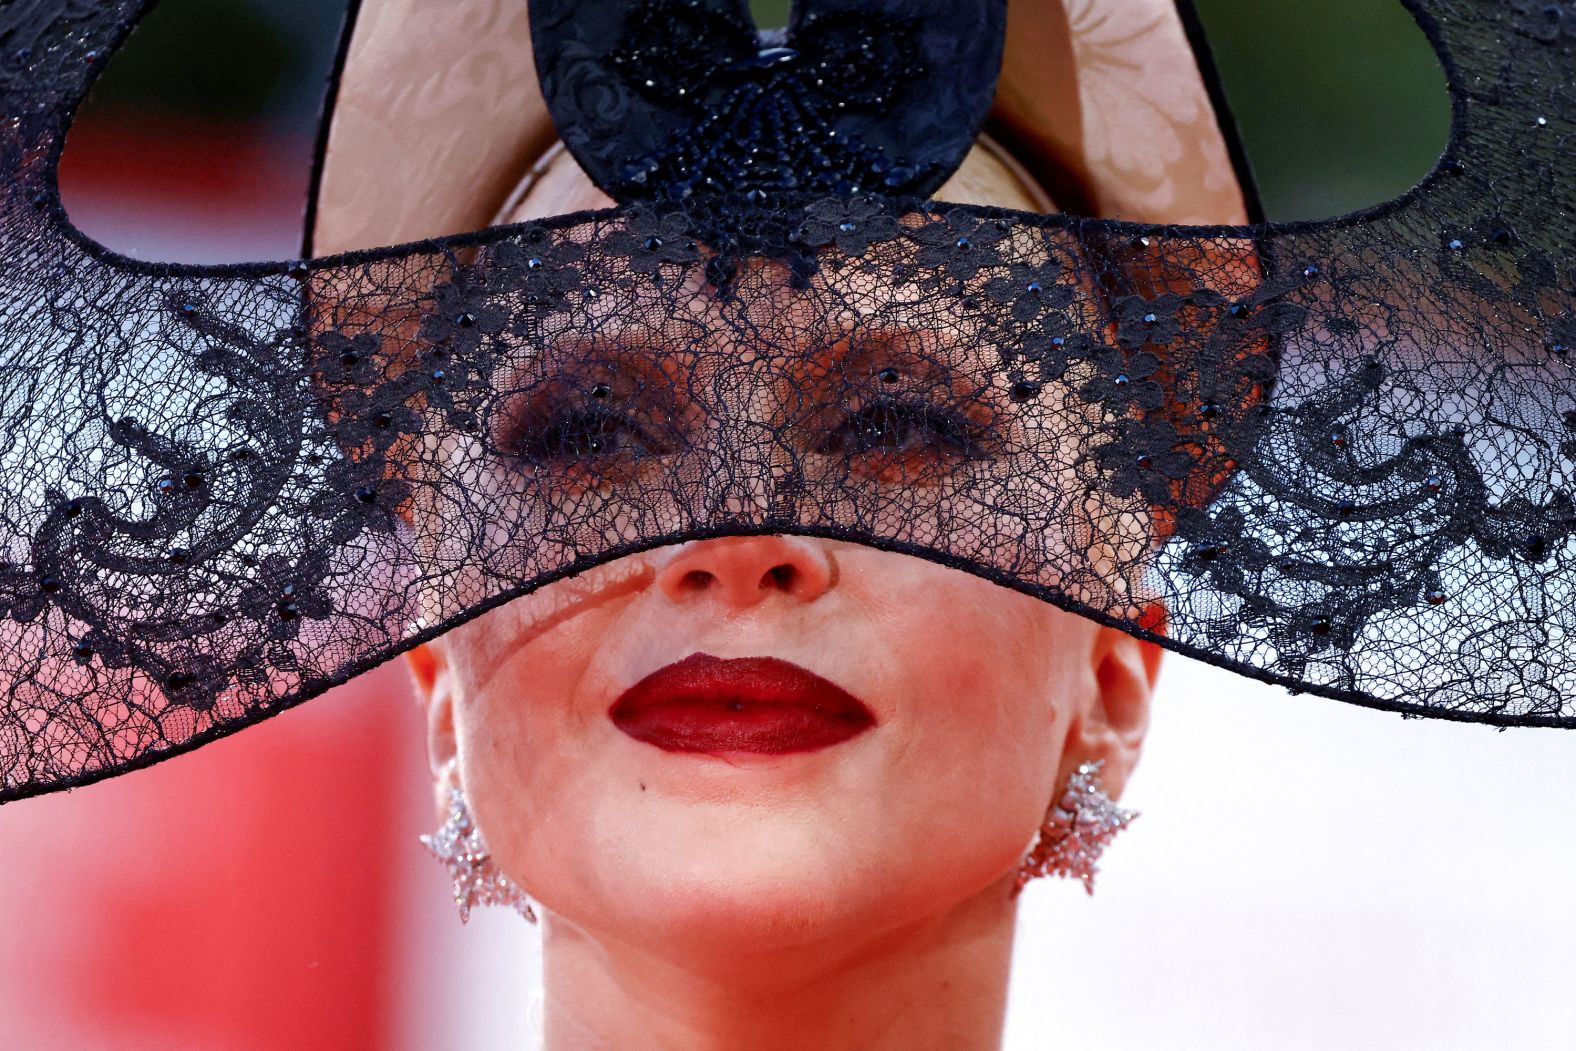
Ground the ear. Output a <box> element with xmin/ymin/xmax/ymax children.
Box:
<box><xmin>1064</xmin><ymin>602</ymin><xmax>1165</xmax><ymax>801</ymax></box>
<box><xmin>405</xmin><ymin>641</ymin><xmax>460</xmax><ymax>796</ymax></box>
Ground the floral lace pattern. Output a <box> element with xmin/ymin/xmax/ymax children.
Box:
<box><xmin>1</xmin><ymin>0</ymin><xmax>1575</xmax><ymax>803</ymax></box>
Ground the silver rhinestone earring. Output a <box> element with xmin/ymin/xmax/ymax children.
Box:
<box><xmin>421</xmin><ymin>785</ymin><xmax>538</xmax><ymax>924</ymax></box>
<box><xmin>1014</xmin><ymin>759</ymin><xmax>1137</xmax><ymax>896</ymax></box>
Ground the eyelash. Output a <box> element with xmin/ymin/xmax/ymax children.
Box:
<box><xmin>498</xmin><ymin>394</ymin><xmax>985</xmax><ymax>471</ymax></box>
<box><xmin>502</xmin><ymin>405</ymin><xmax>673</xmax><ymax>466</ymax></box>
<box><xmin>814</xmin><ymin>397</ymin><xmax>984</xmax><ymax>458</ymax></box>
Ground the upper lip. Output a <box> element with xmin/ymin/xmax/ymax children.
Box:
<box><xmin>609</xmin><ymin>652</ymin><xmax>876</xmax><ymax>723</ymax></box>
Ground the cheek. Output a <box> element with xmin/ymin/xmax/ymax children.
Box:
<box><xmin>444</xmin><ymin>577</ymin><xmax>633</xmax><ymax>852</ymax></box>
<box><xmin>844</xmin><ymin>551</ymin><xmax>1095</xmax><ymax>862</ymax></box>
<box><xmin>866</xmin><ymin>552</ymin><xmax>1084</xmax><ymax>730</ymax></box>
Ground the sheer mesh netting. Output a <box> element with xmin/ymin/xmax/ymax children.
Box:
<box><xmin>2</xmin><ymin>0</ymin><xmax>1575</xmax><ymax>801</ymax></box>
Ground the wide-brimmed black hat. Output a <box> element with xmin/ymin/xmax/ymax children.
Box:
<box><xmin>2</xmin><ymin>0</ymin><xmax>1574</xmax><ymax>804</ymax></box>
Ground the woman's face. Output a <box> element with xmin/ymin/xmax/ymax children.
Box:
<box><xmin>408</xmin><ymin>145</ymin><xmax>1160</xmax><ymax>960</ymax></box>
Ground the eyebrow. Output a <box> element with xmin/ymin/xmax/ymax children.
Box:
<box><xmin>498</xmin><ymin>307</ymin><xmax>712</xmax><ymax>389</ymax></box>
<box><xmin>787</xmin><ymin>326</ymin><xmax>1003</xmax><ymax>400</ymax></box>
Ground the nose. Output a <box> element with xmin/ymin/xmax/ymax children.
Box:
<box><xmin>655</xmin><ymin>535</ymin><xmax>834</xmax><ymax>609</ymax></box>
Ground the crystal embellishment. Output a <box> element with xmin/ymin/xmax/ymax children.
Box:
<box><xmin>421</xmin><ymin>786</ymin><xmax>538</xmax><ymax>924</ymax></box>
<box><xmin>1015</xmin><ymin>759</ymin><xmax>1138</xmax><ymax>896</ymax></box>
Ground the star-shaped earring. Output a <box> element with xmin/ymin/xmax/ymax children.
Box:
<box><xmin>1015</xmin><ymin>758</ymin><xmax>1138</xmax><ymax>896</ymax></box>
<box><xmin>421</xmin><ymin>785</ymin><xmax>538</xmax><ymax>924</ymax></box>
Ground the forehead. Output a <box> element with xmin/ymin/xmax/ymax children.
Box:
<box><xmin>493</xmin><ymin>217</ymin><xmax>1080</xmax><ymax>374</ymax></box>
<box><xmin>500</xmin><ymin>293</ymin><xmax>997</xmax><ymax>409</ymax></box>
<box><xmin>501</xmin><ymin>271</ymin><xmax>984</xmax><ymax>400</ymax></box>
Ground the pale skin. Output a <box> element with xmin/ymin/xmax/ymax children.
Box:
<box><xmin>403</xmin><ymin>145</ymin><xmax>1164</xmax><ymax>1051</ymax></box>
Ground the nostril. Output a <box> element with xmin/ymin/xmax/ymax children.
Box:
<box><xmin>658</xmin><ymin>538</ymin><xmax>832</xmax><ymax>605</ymax></box>
<box><xmin>679</xmin><ymin>569</ymin><xmax>714</xmax><ymax>593</ymax></box>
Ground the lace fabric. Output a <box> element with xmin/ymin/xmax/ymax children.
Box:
<box><xmin>1</xmin><ymin>0</ymin><xmax>1575</xmax><ymax>803</ymax></box>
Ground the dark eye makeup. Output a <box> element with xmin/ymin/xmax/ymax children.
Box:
<box><xmin>813</xmin><ymin>395</ymin><xmax>987</xmax><ymax>458</ymax></box>
<box><xmin>497</xmin><ymin>383</ymin><xmax>990</xmax><ymax>481</ymax></box>
<box><xmin>795</xmin><ymin>329</ymin><xmax>1004</xmax><ymax>472</ymax></box>
<box><xmin>489</xmin><ymin>330</ymin><xmax>1005</xmax><ymax>484</ymax></box>
<box><xmin>503</xmin><ymin>404</ymin><xmax>676</xmax><ymax>464</ymax></box>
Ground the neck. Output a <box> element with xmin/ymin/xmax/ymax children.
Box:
<box><xmin>540</xmin><ymin>871</ymin><xmax>1021</xmax><ymax>1051</ymax></box>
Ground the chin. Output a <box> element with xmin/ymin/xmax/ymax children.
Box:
<box><xmin>565</xmin><ymin>828</ymin><xmax>916</xmax><ymax>956</ymax></box>
<box><xmin>548</xmin><ymin>818</ymin><xmax>1007</xmax><ymax>961</ymax></box>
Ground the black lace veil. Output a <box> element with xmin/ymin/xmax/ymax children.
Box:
<box><xmin>2</xmin><ymin>0</ymin><xmax>1575</xmax><ymax>804</ymax></box>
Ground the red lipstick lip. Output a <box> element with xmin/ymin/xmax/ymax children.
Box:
<box><xmin>609</xmin><ymin>652</ymin><xmax>876</xmax><ymax>755</ymax></box>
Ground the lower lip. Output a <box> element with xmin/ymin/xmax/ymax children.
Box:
<box><xmin>613</xmin><ymin>702</ymin><xmax>872</xmax><ymax>755</ymax></box>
